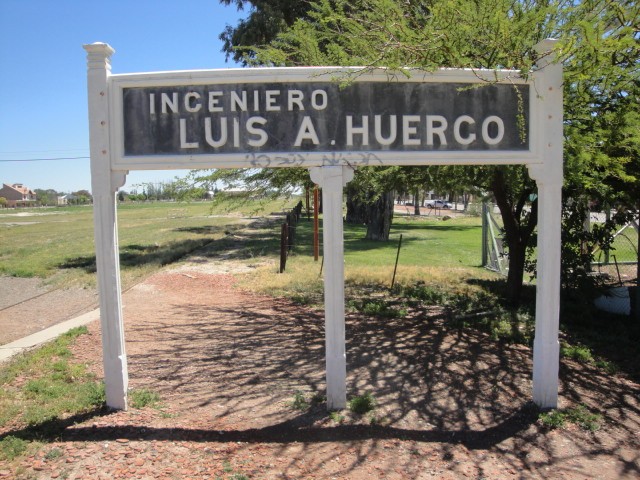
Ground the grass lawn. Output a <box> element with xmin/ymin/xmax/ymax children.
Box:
<box><xmin>1</xmin><ymin>200</ymin><xmax>493</xmax><ymax>289</ymax></box>
<box><xmin>239</xmin><ymin>212</ymin><xmax>500</xmax><ymax>307</ymax></box>
<box><xmin>344</xmin><ymin>215</ymin><xmax>483</xmax><ymax>268</ymax></box>
<box><xmin>302</xmin><ymin>213</ymin><xmax>490</xmax><ymax>279</ymax></box>
<box><xmin>606</xmin><ymin>226</ymin><xmax>638</xmax><ymax>263</ymax></box>
<box><xmin>0</xmin><ymin>198</ymin><xmax>296</xmax><ymax>288</ymax></box>
<box><xmin>0</xmin><ymin>326</ymin><xmax>103</xmax><ymax>433</ymax></box>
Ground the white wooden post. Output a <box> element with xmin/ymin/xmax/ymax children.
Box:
<box><xmin>84</xmin><ymin>43</ymin><xmax>129</xmax><ymax>410</ymax></box>
<box><xmin>529</xmin><ymin>39</ymin><xmax>563</xmax><ymax>409</ymax></box>
<box><xmin>309</xmin><ymin>166</ymin><xmax>354</xmax><ymax>410</ymax></box>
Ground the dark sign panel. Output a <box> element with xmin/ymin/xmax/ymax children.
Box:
<box><xmin>122</xmin><ymin>82</ymin><xmax>529</xmax><ymax>156</ymax></box>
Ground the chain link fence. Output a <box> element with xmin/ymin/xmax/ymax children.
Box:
<box><xmin>590</xmin><ymin>214</ymin><xmax>639</xmax><ymax>285</ymax></box>
<box><xmin>481</xmin><ymin>203</ymin><xmax>507</xmax><ymax>275</ymax></box>
<box><xmin>481</xmin><ymin>203</ymin><xmax>639</xmax><ymax>286</ymax></box>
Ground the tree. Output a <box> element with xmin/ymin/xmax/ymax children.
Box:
<box><xmin>560</xmin><ymin>89</ymin><xmax>639</xmax><ymax>293</ymax></box>
<box><xmin>218</xmin><ymin>0</ymin><xmax>315</xmax><ymax>65</ymax></box>
<box><xmin>72</xmin><ymin>190</ymin><xmax>93</xmax><ymax>205</ymax></box>
<box><xmin>236</xmin><ymin>0</ymin><xmax>638</xmax><ymax>305</ymax></box>
<box><xmin>239</xmin><ymin>0</ymin><xmax>556</xmax><ymax>301</ymax></box>
<box><xmin>34</xmin><ymin>188</ymin><xmax>60</xmax><ymax>207</ymax></box>
<box><xmin>344</xmin><ymin>166</ymin><xmax>404</xmax><ymax>240</ymax></box>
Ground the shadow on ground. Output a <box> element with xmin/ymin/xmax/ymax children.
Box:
<box><xmin>4</xmin><ymin>271</ymin><xmax>638</xmax><ymax>478</ymax></box>
<box><xmin>6</xmin><ymin>232</ymin><xmax>639</xmax><ymax>479</ymax></box>
<box><xmin>57</xmin><ymin>217</ymin><xmax>281</xmax><ymax>273</ymax></box>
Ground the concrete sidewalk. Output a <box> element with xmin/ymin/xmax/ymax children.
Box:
<box><xmin>0</xmin><ymin>308</ymin><xmax>100</xmax><ymax>363</ymax></box>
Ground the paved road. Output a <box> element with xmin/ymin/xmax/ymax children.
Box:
<box><xmin>0</xmin><ymin>276</ymin><xmax>98</xmax><ymax>346</ymax></box>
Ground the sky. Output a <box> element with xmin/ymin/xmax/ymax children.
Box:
<box><xmin>0</xmin><ymin>0</ymin><xmax>245</xmax><ymax>193</ymax></box>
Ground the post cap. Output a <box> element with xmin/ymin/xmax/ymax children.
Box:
<box><xmin>83</xmin><ymin>42</ymin><xmax>115</xmax><ymax>56</ymax></box>
<box><xmin>533</xmin><ymin>39</ymin><xmax>559</xmax><ymax>68</ymax></box>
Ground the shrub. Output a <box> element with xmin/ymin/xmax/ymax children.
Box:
<box><xmin>539</xmin><ymin>404</ymin><xmax>601</xmax><ymax>431</ymax></box>
<box><xmin>565</xmin><ymin>404</ymin><xmax>602</xmax><ymax>432</ymax></box>
<box><xmin>561</xmin><ymin>343</ymin><xmax>594</xmax><ymax>363</ymax></box>
<box><xmin>329</xmin><ymin>411</ymin><xmax>345</xmax><ymax>423</ymax></box>
<box><xmin>348</xmin><ymin>393</ymin><xmax>376</xmax><ymax>414</ymax></box>
<box><xmin>129</xmin><ymin>388</ymin><xmax>161</xmax><ymax>409</ymax></box>
<box><xmin>290</xmin><ymin>390</ymin><xmax>309</xmax><ymax>410</ymax></box>
<box><xmin>0</xmin><ymin>436</ymin><xmax>28</xmax><ymax>461</ymax></box>
<box><xmin>348</xmin><ymin>298</ymin><xmax>407</xmax><ymax>318</ymax></box>
<box><xmin>539</xmin><ymin>409</ymin><xmax>567</xmax><ymax>429</ymax></box>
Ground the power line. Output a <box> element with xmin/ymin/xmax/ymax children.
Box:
<box><xmin>0</xmin><ymin>156</ymin><xmax>90</xmax><ymax>162</ymax></box>
<box><xmin>0</xmin><ymin>148</ymin><xmax>88</xmax><ymax>154</ymax></box>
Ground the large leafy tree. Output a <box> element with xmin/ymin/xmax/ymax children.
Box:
<box><xmin>246</xmin><ymin>0</ymin><xmax>637</xmax><ymax>304</ymax></box>
<box><xmin>216</xmin><ymin>0</ymin><xmax>639</xmax><ymax>304</ymax></box>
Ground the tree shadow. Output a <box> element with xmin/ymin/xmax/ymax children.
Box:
<box><xmin>24</xmin><ymin>212</ymin><xmax>640</xmax><ymax>477</ymax></box>
<box><xmin>467</xmin><ymin>275</ymin><xmax>640</xmax><ymax>382</ymax></box>
<box><xmin>58</xmin><ymin>239</ymin><xmax>215</xmax><ymax>273</ymax></box>
<box><xmin>123</xmin><ymin>287</ymin><xmax>635</xmax><ymax>474</ymax></box>
<box><xmin>468</xmin><ymin>276</ymin><xmax>640</xmax><ymax>380</ymax></box>
<box><xmin>560</xmin><ymin>298</ymin><xmax>640</xmax><ymax>381</ymax></box>
<box><xmin>57</xmin><ymin>217</ymin><xmax>283</xmax><ymax>273</ymax></box>
<box><xmin>3</xmin><ymin>273</ymin><xmax>639</xmax><ymax>478</ymax></box>
<box><xmin>391</xmin><ymin>223</ymin><xmax>481</xmax><ymax>233</ymax></box>
<box><xmin>465</xmin><ymin>277</ymin><xmax>536</xmax><ymax>307</ymax></box>
<box><xmin>173</xmin><ymin>225</ymin><xmax>229</xmax><ymax>235</ymax></box>
<box><xmin>0</xmin><ymin>403</ymin><xmax>538</xmax><ymax>450</ymax></box>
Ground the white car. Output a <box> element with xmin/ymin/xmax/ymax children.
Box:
<box><xmin>426</xmin><ymin>199</ymin><xmax>452</xmax><ymax>209</ymax></box>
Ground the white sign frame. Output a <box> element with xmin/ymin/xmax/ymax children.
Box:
<box><xmin>84</xmin><ymin>40</ymin><xmax>562</xmax><ymax>412</ymax></box>
<box><xmin>108</xmin><ymin>67</ymin><xmax>540</xmax><ymax>171</ymax></box>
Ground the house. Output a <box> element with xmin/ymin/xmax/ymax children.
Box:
<box><xmin>0</xmin><ymin>183</ymin><xmax>37</xmax><ymax>207</ymax></box>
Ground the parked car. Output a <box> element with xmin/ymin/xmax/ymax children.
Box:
<box><xmin>425</xmin><ymin>199</ymin><xmax>452</xmax><ymax>209</ymax></box>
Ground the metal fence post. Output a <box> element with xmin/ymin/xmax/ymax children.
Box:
<box><xmin>482</xmin><ymin>202</ymin><xmax>488</xmax><ymax>267</ymax></box>
<box><xmin>279</xmin><ymin>223</ymin><xmax>287</xmax><ymax>273</ymax></box>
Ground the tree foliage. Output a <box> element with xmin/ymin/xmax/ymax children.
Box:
<box><xmin>33</xmin><ymin>189</ymin><xmax>60</xmax><ymax>207</ymax></box>
<box><xmin>218</xmin><ymin>0</ymin><xmax>314</xmax><ymax>65</ymax></box>
<box><xmin>216</xmin><ymin>0</ymin><xmax>639</xmax><ymax>303</ymax></box>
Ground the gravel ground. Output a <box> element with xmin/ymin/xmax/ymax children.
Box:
<box><xmin>1</xmin><ymin>263</ymin><xmax>639</xmax><ymax>479</ymax></box>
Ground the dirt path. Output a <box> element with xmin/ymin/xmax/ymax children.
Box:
<box><xmin>1</xmin><ymin>264</ymin><xmax>639</xmax><ymax>479</ymax></box>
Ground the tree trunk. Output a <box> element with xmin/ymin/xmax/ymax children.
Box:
<box><xmin>365</xmin><ymin>191</ymin><xmax>394</xmax><ymax>241</ymax></box>
<box><xmin>345</xmin><ymin>186</ymin><xmax>368</xmax><ymax>224</ymax></box>
<box><xmin>414</xmin><ymin>189</ymin><xmax>421</xmax><ymax>216</ymax></box>
<box><xmin>505</xmin><ymin>239</ymin><xmax>527</xmax><ymax>306</ymax></box>
<box><xmin>491</xmin><ymin>168</ymin><xmax>538</xmax><ymax>307</ymax></box>
<box><xmin>636</xmin><ymin>199</ymin><xmax>640</xmax><ymax>321</ymax></box>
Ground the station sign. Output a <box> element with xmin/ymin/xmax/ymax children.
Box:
<box><xmin>122</xmin><ymin>82</ymin><xmax>529</xmax><ymax>158</ymax></box>
<box><xmin>110</xmin><ymin>68</ymin><xmax>536</xmax><ymax>170</ymax></box>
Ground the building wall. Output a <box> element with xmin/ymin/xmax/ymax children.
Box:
<box><xmin>0</xmin><ymin>184</ymin><xmax>36</xmax><ymax>207</ymax></box>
